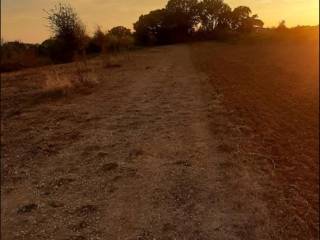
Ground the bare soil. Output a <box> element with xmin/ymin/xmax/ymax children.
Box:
<box><xmin>191</xmin><ymin>39</ymin><xmax>319</xmax><ymax>239</ymax></box>
<box><xmin>1</xmin><ymin>42</ymin><xmax>319</xmax><ymax>239</ymax></box>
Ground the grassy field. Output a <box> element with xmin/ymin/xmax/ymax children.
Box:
<box><xmin>191</xmin><ymin>35</ymin><xmax>319</xmax><ymax>239</ymax></box>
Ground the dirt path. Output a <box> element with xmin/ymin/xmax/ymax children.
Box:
<box><xmin>2</xmin><ymin>45</ymin><xmax>274</xmax><ymax>239</ymax></box>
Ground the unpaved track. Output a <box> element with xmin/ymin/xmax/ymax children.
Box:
<box><xmin>2</xmin><ymin>45</ymin><xmax>273</xmax><ymax>239</ymax></box>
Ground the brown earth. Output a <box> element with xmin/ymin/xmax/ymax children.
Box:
<box><xmin>1</xmin><ymin>41</ymin><xmax>319</xmax><ymax>239</ymax></box>
<box><xmin>191</xmin><ymin>39</ymin><xmax>319</xmax><ymax>239</ymax></box>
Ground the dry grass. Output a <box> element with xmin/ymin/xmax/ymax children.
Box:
<box><xmin>1</xmin><ymin>52</ymin><xmax>129</xmax><ymax>117</ymax></box>
<box><xmin>102</xmin><ymin>54</ymin><xmax>123</xmax><ymax>68</ymax></box>
<box><xmin>42</xmin><ymin>69</ymin><xmax>73</xmax><ymax>96</ymax></box>
<box><xmin>41</xmin><ymin>61</ymin><xmax>99</xmax><ymax>97</ymax></box>
<box><xmin>0</xmin><ymin>58</ymin><xmax>102</xmax><ymax>120</ymax></box>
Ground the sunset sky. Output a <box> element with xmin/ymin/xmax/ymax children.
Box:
<box><xmin>1</xmin><ymin>0</ymin><xmax>319</xmax><ymax>43</ymax></box>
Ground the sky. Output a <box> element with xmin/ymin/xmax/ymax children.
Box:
<box><xmin>1</xmin><ymin>0</ymin><xmax>319</xmax><ymax>43</ymax></box>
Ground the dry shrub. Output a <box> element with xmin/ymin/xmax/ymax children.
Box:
<box><xmin>74</xmin><ymin>61</ymin><xmax>99</xmax><ymax>87</ymax></box>
<box><xmin>42</xmin><ymin>62</ymin><xmax>99</xmax><ymax>97</ymax></box>
<box><xmin>42</xmin><ymin>69</ymin><xmax>73</xmax><ymax>97</ymax></box>
<box><xmin>103</xmin><ymin>54</ymin><xmax>122</xmax><ymax>68</ymax></box>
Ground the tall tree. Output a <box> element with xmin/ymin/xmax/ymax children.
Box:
<box><xmin>230</xmin><ymin>6</ymin><xmax>251</xmax><ymax>30</ymax></box>
<box><xmin>230</xmin><ymin>6</ymin><xmax>263</xmax><ymax>32</ymax></box>
<box><xmin>165</xmin><ymin>0</ymin><xmax>199</xmax><ymax>38</ymax></box>
<box><xmin>134</xmin><ymin>9</ymin><xmax>168</xmax><ymax>45</ymax></box>
<box><xmin>87</xmin><ymin>26</ymin><xmax>105</xmax><ymax>53</ymax></box>
<box><xmin>197</xmin><ymin>0</ymin><xmax>231</xmax><ymax>32</ymax></box>
<box><xmin>133</xmin><ymin>0</ymin><xmax>264</xmax><ymax>45</ymax></box>
<box><xmin>46</xmin><ymin>2</ymin><xmax>86</xmax><ymax>62</ymax></box>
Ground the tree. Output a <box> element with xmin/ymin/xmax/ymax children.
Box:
<box><xmin>165</xmin><ymin>0</ymin><xmax>199</xmax><ymax>39</ymax></box>
<box><xmin>87</xmin><ymin>26</ymin><xmax>106</xmax><ymax>53</ymax></box>
<box><xmin>133</xmin><ymin>0</ymin><xmax>264</xmax><ymax>45</ymax></box>
<box><xmin>230</xmin><ymin>6</ymin><xmax>263</xmax><ymax>32</ymax></box>
<box><xmin>109</xmin><ymin>26</ymin><xmax>131</xmax><ymax>38</ymax></box>
<box><xmin>240</xmin><ymin>14</ymin><xmax>264</xmax><ymax>32</ymax></box>
<box><xmin>277</xmin><ymin>20</ymin><xmax>287</xmax><ymax>30</ymax></box>
<box><xmin>46</xmin><ymin>2</ymin><xmax>87</xmax><ymax>62</ymax></box>
<box><xmin>230</xmin><ymin>6</ymin><xmax>251</xmax><ymax>30</ymax></box>
<box><xmin>134</xmin><ymin>9</ymin><xmax>168</xmax><ymax>45</ymax></box>
<box><xmin>197</xmin><ymin>0</ymin><xmax>231</xmax><ymax>32</ymax></box>
<box><xmin>106</xmin><ymin>26</ymin><xmax>134</xmax><ymax>51</ymax></box>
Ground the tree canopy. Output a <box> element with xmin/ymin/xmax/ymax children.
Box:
<box><xmin>134</xmin><ymin>0</ymin><xmax>263</xmax><ymax>45</ymax></box>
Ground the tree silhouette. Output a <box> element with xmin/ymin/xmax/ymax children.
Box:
<box><xmin>134</xmin><ymin>0</ymin><xmax>264</xmax><ymax>45</ymax></box>
<box><xmin>240</xmin><ymin>14</ymin><xmax>264</xmax><ymax>32</ymax></box>
<box><xmin>165</xmin><ymin>0</ymin><xmax>199</xmax><ymax>39</ymax></box>
<box><xmin>134</xmin><ymin>9</ymin><xmax>168</xmax><ymax>45</ymax></box>
<box><xmin>197</xmin><ymin>0</ymin><xmax>231</xmax><ymax>32</ymax></box>
<box><xmin>46</xmin><ymin>2</ymin><xmax>86</xmax><ymax>62</ymax></box>
<box><xmin>277</xmin><ymin>20</ymin><xmax>287</xmax><ymax>30</ymax></box>
<box><xmin>109</xmin><ymin>26</ymin><xmax>131</xmax><ymax>38</ymax></box>
<box><xmin>230</xmin><ymin>6</ymin><xmax>263</xmax><ymax>32</ymax></box>
<box><xmin>87</xmin><ymin>26</ymin><xmax>105</xmax><ymax>53</ymax></box>
<box><xmin>230</xmin><ymin>6</ymin><xmax>251</xmax><ymax>30</ymax></box>
<box><xmin>106</xmin><ymin>26</ymin><xmax>133</xmax><ymax>51</ymax></box>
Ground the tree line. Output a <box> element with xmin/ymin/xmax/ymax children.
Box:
<box><xmin>5</xmin><ymin>0</ymin><xmax>316</xmax><ymax>72</ymax></box>
<box><xmin>0</xmin><ymin>3</ymin><xmax>134</xmax><ymax>71</ymax></box>
<box><xmin>42</xmin><ymin>0</ymin><xmax>264</xmax><ymax>62</ymax></box>
<box><xmin>134</xmin><ymin>0</ymin><xmax>264</xmax><ymax>45</ymax></box>
<box><xmin>41</xmin><ymin>3</ymin><xmax>134</xmax><ymax>63</ymax></box>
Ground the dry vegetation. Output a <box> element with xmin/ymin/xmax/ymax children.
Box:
<box><xmin>190</xmin><ymin>30</ymin><xmax>319</xmax><ymax>239</ymax></box>
<box><xmin>1</xmin><ymin>54</ymin><xmax>125</xmax><ymax>120</ymax></box>
<box><xmin>1</xmin><ymin>28</ymin><xmax>319</xmax><ymax>239</ymax></box>
<box><xmin>2</xmin><ymin>0</ymin><xmax>319</xmax><ymax>238</ymax></box>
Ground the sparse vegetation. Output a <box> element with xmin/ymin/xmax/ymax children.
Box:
<box><xmin>42</xmin><ymin>62</ymin><xmax>99</xmax><ymax>98</ymax></box>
